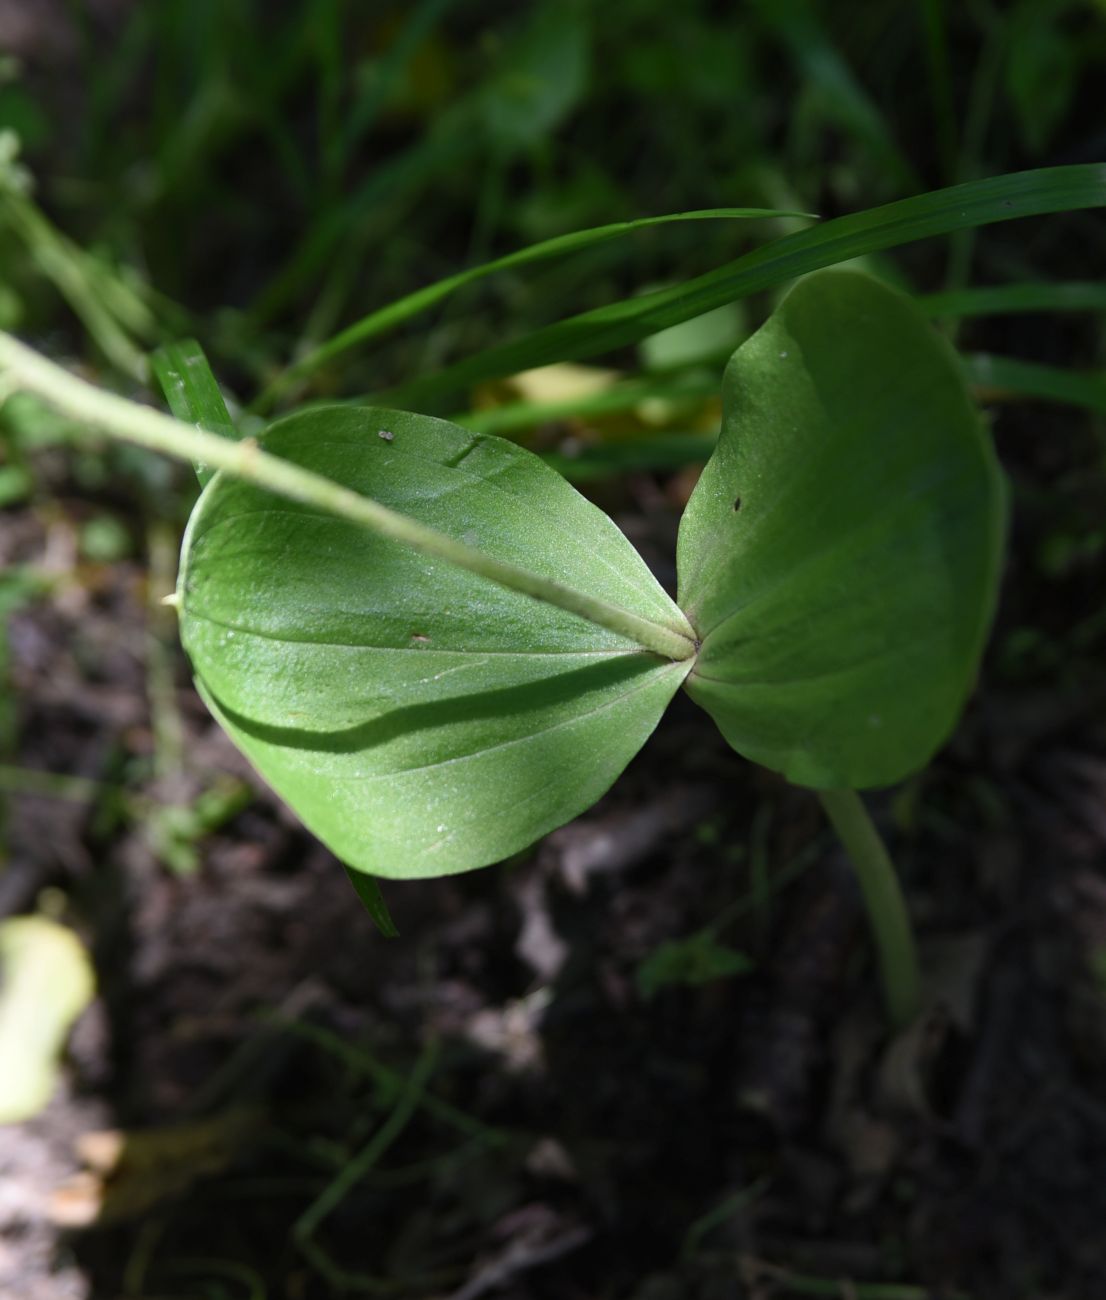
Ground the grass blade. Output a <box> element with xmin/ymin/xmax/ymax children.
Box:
<box><xmin>921</xmin><ymin>281</ymin><xmax>1106</xmax><ymax>318</ymax></box>
<box><xmin>386</xmin><ymin>165</ymin><xmax>1106</xmax><ymax>405</ymax></box>
<box><xmin>760</xmin><ymin>0</ymin><xmax>917</xmax><ymax>191</ymax></box>
<box><xmin>342</xmin><ymin>866</ymin><xmax>399</xmax><ymax>939</ymax></box>
<box><xmin>249</xmin><ymin>101</ymin><xmax>479</xmax><ymax>331</ymax></box>
<box><xmin>966</xmin><ymin>353</ymin><xmax>1106</xmax><ymax>416</ymax></box>
<box><xmin>2</xmin><ymin>191</ymin><xmax>151</xmax><ymax>382</ymax></box>
<box><xmin>254</xmin><ymin>207</ymin><xmax>809</xmax><ymax>410</ymax></box>
<box><xmin>150</xmin><ymin>338</ymin><xmax>238</xmax><ymax>486</ymax></box>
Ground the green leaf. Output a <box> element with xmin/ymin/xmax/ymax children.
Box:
<box><xmin>1005</xmin><ymin>0</ymin><xmax>1081</xmax><ymax>154</ymax></box>
<box><xmin>752</xmin><ymin>0</ymin><xmax>916</xmax><ymax>191</ymax></box>
<box><xmin>389</xmin><ymin>165</ymin><xmax>1106</xmax><ymax>404</ymax></box>
<box><xmin>920</xmin><ymin>281</ymin><xmax>1106</xmax><ymax>319</ymax></box>
<box><xmin>677</xmin><ymin>269</ymin><xmax>1006</xmax><ymax>789</ymax></box>
<box><xmin>150</xmin><ymin>338</ymin><xmax>238</xmax><ymax>486</ymax></box>
<box><xmin>342</xmin><ymin>866</ymin><xmax>399</xmax><ymax>938</ymax></box>
<box><xmin>479</xmin><ymin>3</ymin><xmax>590</xmax><ymax>150</ymax></box>
<box><xmin>964</xmin><ymin>352</ymin><xmax>1106</xmax><ymax>417</ymax></box>
<box><xmin>636</xmin><ymin>933</ymin><xmax>753</xmax><ymax>1001</ymax></box>
<box><xmin>248</xmin><ymin>100</ymin><xmax>481</xmax><ymax>329</ymax></box>
<box><xmin>179</xmin><ymin>407</ymin><xmax>692</xmax><ymax>879</ymax></box>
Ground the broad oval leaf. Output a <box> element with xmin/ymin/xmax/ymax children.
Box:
<box><xmin>677</xmin><ymin>269</ymin><xmax>1006</xmax><ymax>789</ymax></box>
<box><xmin>179</xmin><ymin>408</ymin><xmax>693</xmax><ymax>879</ymax></box>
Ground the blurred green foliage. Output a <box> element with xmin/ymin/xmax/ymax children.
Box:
<box><xmin>0</xmin><ymin>0</ymin><xmax>1101</xmax><ymax>409</ymax></box>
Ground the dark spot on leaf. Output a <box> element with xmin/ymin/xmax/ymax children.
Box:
<box><xmin>732</xmin><ymin>496</ymin><xmax>742</xmax><ymax>512</ymax></box>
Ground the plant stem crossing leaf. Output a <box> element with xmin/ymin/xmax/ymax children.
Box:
<box><xmin>179</xmin><ymin>408</ymin><xmax>693</xmax><ymax>878</ymax></box>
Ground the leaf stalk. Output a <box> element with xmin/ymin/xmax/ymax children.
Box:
<box><xmin>816</xmin><ymin>787</ymin><xmax>922</xmax><ymax>1030</ymax></box>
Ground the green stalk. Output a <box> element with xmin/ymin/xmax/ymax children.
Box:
<box><xmin>0</xmin><ymin>192</ymin><xmax>150</xmax><ymax>381</ymax></box>
<box><xmin>816</xmin><ymin>788</ymin><xmax>922</xmax><ymax>1030</ymax></box>
<box><xmin>0</xmin><ymin>331</ymin><xmax>696</xmax><ymax>662</ymax></box>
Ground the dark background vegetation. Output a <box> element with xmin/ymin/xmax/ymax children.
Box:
<box><xmin>1</xmin><ymin>2</ymin><xmax>1106</xmax><ymax>1298</ymax></box>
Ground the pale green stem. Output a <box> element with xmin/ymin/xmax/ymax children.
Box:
<box><xmin>817</xmin><ymin>787</ymin><xmax>922</xmax><ymax>1030</ymax></box>
<box><xmin>1</xmin><ymin>192</ymin><xmax>150</xmax><ymax>381</ymax></box>
<box><xmin>0</xmin><ymin>332</ymin><xmax>696</xmax><ymax>662</ymax></box>
<box><xmin>294</xmin><ymin>1038</ymin><xmax>438</xmax><ymax>1245</ymax></box>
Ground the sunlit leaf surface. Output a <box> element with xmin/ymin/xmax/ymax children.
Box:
<box><xmin>179</xmin><ymin>408</ymin><xmax>691</xmax><ymax>878</ymax></box>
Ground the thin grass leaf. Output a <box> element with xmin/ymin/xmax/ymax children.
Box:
<box><xmin>248</xmin><ymin>102</ymin><xmax>482</xmax><ymax>329</ymax></box>
<box><xmin>758</xmin><ymin>0</ymin><xmax>918</xmax><ymax>191</ymax></box>
<box><xmin>922</xmin><ymin>281</ymin><xmax>1106</xmax><ymax>318</ymax></box>
<box><xmin>255</xmin><ymin>207</ymin><xmax>810</xmax><ymax>410</ymax></box>
<box><xmin>750</xmin><ymin>1260</ymin><xmax>969</xmax><ymax>1300</ymax></box>
<box><xmin>335</xmin><ymin>0</ymin><xmax>457</xmax><ymax>171</ymax></box>
<box><xmin>965</xmin><ymin>352</ymin><xmax>1106</xmax><ymax>416</ymax></box>
<box><xmin>916</xmin><ymin>0</ymin><xmax>959</xmax><ymax>180</ymax></box>
<box><xmin>150</xmin><ymin>338</ymin><xmax>238</xmax><ymax>486</ymax></box>
<box><xmin>386</xmin><ymin>165</ymin><xmax>1106</xmax><ymax>405</ymax></box>
<box><xmin>342</xmin><ymin>865</ymin><xmax>399</xmax><ymax>938</ymax></box>
<box><xmin>1</xmin><ymin>191</ymin><xmax>150</xmax><ymax>382</ymax></box>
